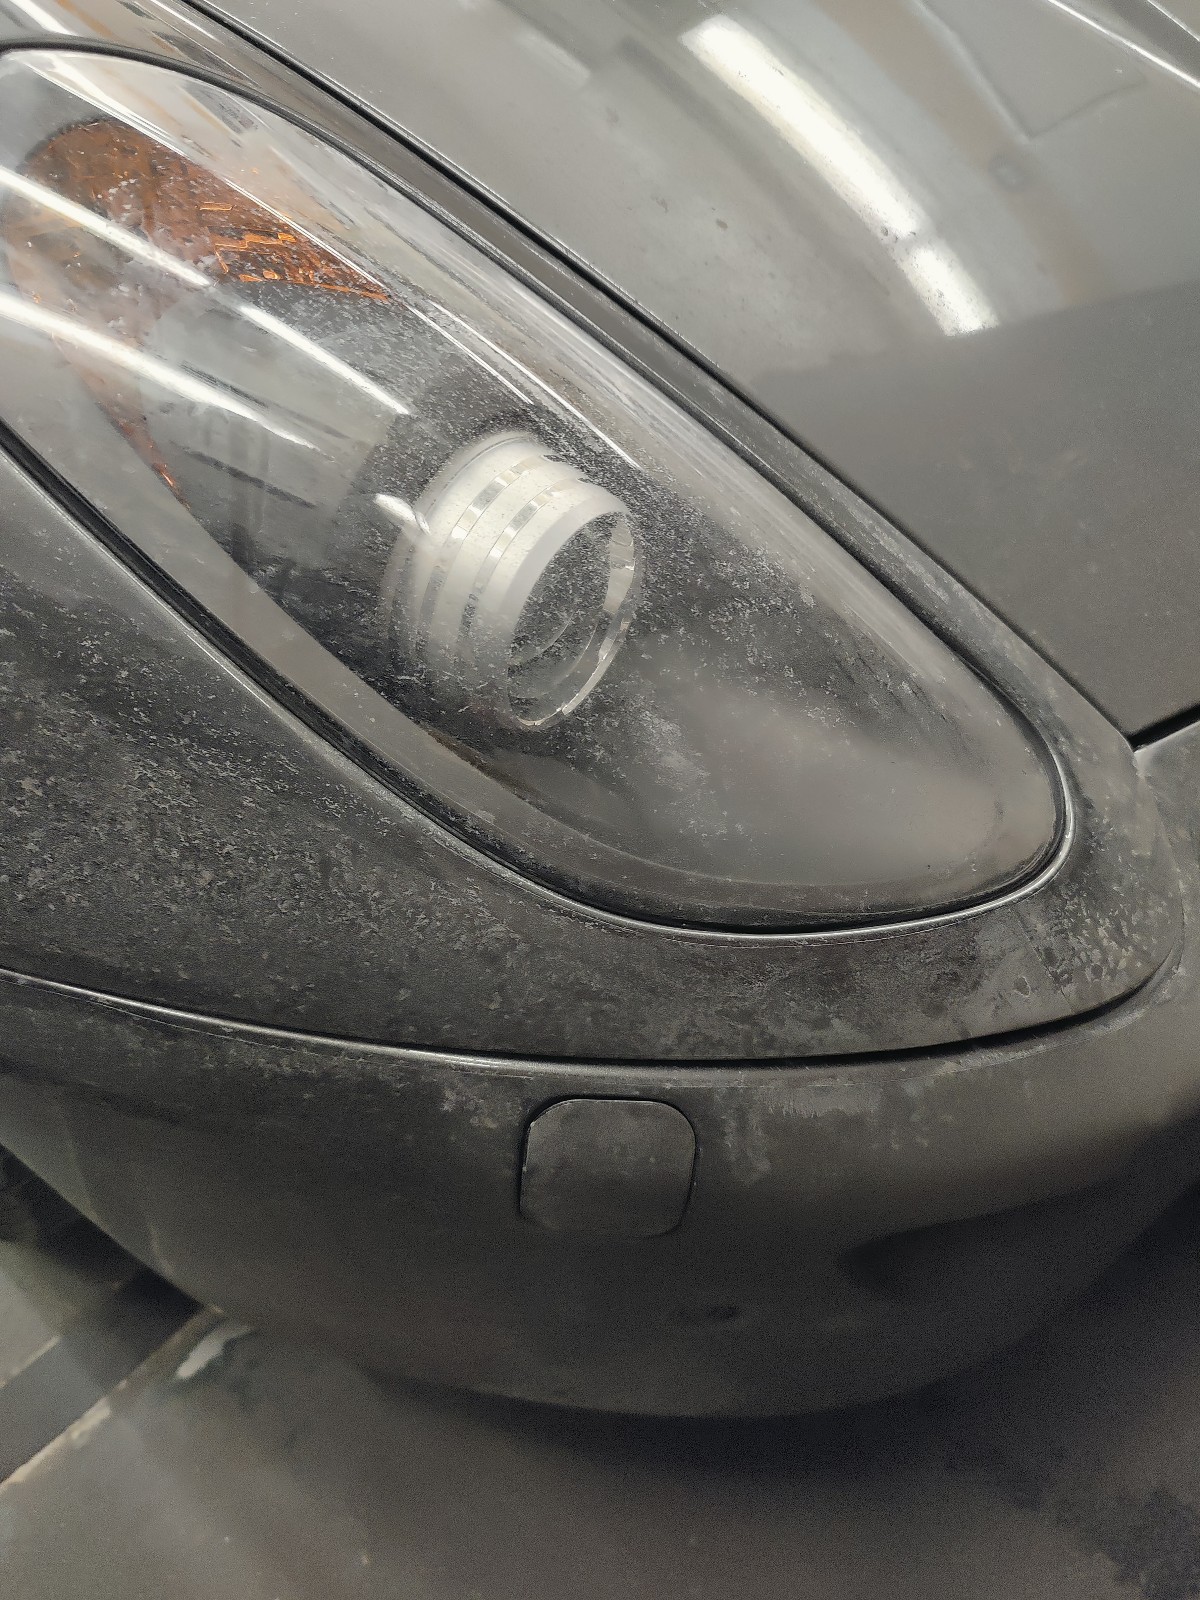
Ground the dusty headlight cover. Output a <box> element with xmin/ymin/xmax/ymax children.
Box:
<box><xmin>0</xmin><ymin>50</ymin><xmax>1061</xmax><ymax>928</ymax></box>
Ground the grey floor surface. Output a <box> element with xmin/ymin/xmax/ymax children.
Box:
<box><xmin>6</xmin><ymin>1194</ymin><xmax>1200</xmax><ymax>1599</ymax></box>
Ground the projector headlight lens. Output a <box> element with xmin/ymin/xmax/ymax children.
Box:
<box><xmin>0</xmin><ymin>51</ymin><xmax>1060</xmax><ymax>928</ymax></box>
<box><xmin>381</xmin><ymin>432</ymin><xmax>641</xmax><ymax>731</ymax></box>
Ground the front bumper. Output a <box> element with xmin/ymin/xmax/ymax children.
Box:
<box><xmin>0</xmin><ymin>720</ymin><xmax>1196</xmax><ymax>1415</ymax></box>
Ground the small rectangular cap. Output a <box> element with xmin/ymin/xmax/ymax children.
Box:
<box><xmin>520</xmin><ymin>1098</ymin><xmax>696</xmax><ymax>1237</ymax></box>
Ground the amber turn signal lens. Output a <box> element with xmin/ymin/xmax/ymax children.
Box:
<box><xmin>2</xmin><ymin>116</ymin><xmax>389</xmax><ymax>488</ymax></box>
<box><xmin>4</xmin><ymin>117</ymin><xmax>387</xmax><ymax>318</ymax></box>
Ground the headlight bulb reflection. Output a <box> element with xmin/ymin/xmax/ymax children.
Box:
<box><xmin>378</xmin><ymin>433</ymin><xmax>641</xmax><ymax>730</ymax></box>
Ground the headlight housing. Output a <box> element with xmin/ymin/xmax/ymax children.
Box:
<box><xmin>0</xmin><ymin>50</ymin><xmax>1060</xmax><ymax>928</ymax></box>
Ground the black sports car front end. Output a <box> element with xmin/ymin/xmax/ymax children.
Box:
<box><xmin>0</xmin><ymin>0</ymin><xmax>1198</xmax><ymax>1413</ymax></box>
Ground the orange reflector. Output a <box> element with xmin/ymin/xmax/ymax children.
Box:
<box><xmin>5</xmin><ymin>117</ymin><xmax>388</xmax><ymax>310</ymax></box>
<box><xmin>1</xmin><ymin>116</ymin><xmax>389</xmax><ymax>492</ymax></box>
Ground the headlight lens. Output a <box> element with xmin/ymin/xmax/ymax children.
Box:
<box><xmin>0</xmin><ymin>51</ymin><xmax>1060</xmax><ymax>927</ymax></box>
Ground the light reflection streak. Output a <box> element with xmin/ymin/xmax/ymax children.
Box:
<box><xmin>0</xmin><ymin>167</ymin><xmax>409</xmax><ymax>417</ymax></box>
<box><xmin>0</xmin><ymin>166</ymin><xmax>210</xmax><ymax>286</ymax></box>
<box><xmin>0</xmin><ymin>0</ymin><xmax>71</xmax><ymax>33</ymax></box>
<box><xmin>1041</xmin><ymin>0</ymin><xmax>1200</xmax><ymax>94</ymax></box>
<box><xmin>682</xmin><ymin>14</ymin><xmax>998</xmax><ymax>336</ymax></box>
<box><xmin>0</xmin><ymin>287</ymin><xmax>318</xmax><ymax>448</ymax></box>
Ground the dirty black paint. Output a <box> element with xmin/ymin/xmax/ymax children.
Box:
<box><xmin>0</xmin><ymin>0</ymin><xmax>1183</xmax><ymax>1060</ymax></box>
<box><xmin>0</xmin><ymin>360</ymin><xmax>1176</xmax><ymax>1061</ymax></box>
<box><xmin>0</xmin><ymin>711</ymin><xmax>1192</xmax><ymax>1411</ymax></box>
<box><xmin>0</xmin><ymin>704</ymin><xmax>1191</xmax><ymax>1412</ymax></box>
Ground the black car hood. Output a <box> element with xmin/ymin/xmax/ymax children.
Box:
<box><xmin>194</xmin><ymin>0</ymin><xmax>1200</xmax><ymax>735</ymax></box>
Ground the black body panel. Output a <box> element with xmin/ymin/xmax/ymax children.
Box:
<box><xmin>0</xmin><ymin>719</ymin><xmax>1194</xmax><ymax>1413</ymax></box>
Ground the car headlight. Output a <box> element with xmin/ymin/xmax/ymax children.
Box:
<box><xmin>0</xmin><ymin>49</ymin><xmax>1060</xmax><ymax>928</ymax></box>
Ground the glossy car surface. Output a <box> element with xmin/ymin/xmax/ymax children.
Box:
<box><xmin>201</xmin><ymin>0</ymin><xmax>1200</xmax><ymax>735</ymax></box>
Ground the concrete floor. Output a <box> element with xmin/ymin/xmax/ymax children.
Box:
<box><xmin>5</xmin><ymin>1195</ymin><xmax>1200</xmax><ymax>1599</ymax></box>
